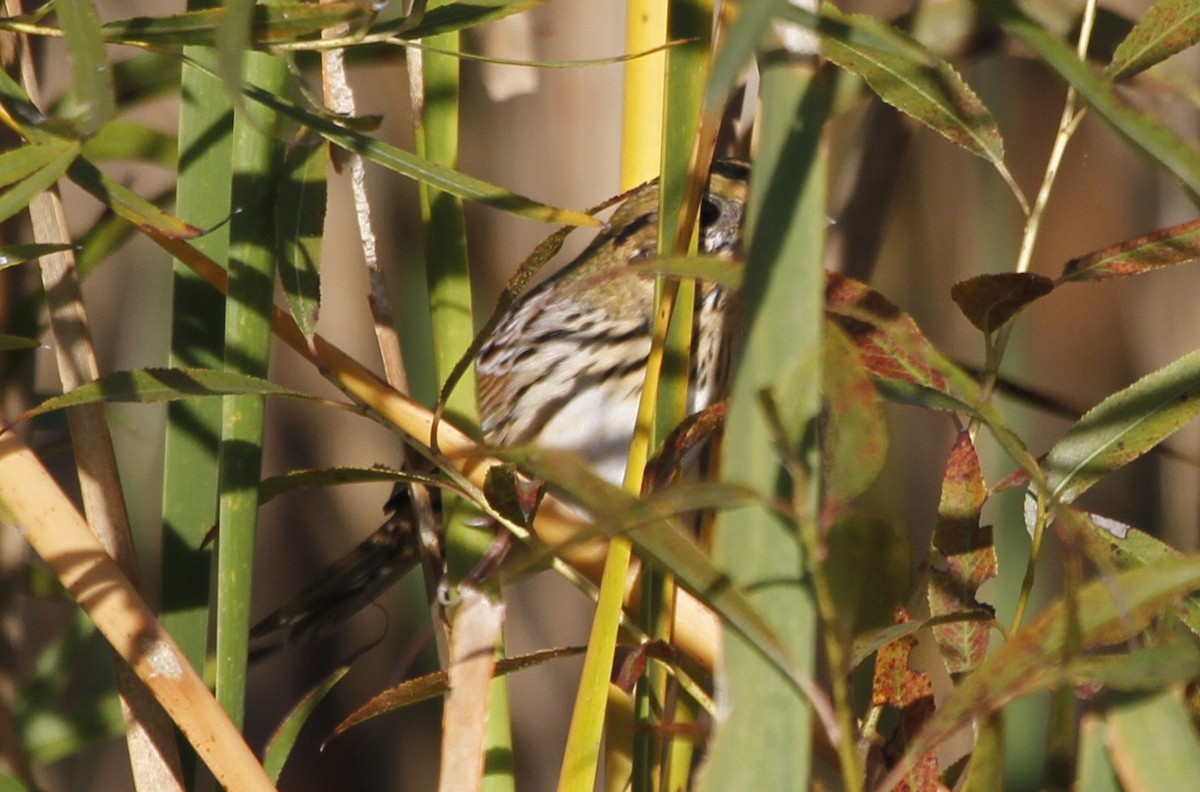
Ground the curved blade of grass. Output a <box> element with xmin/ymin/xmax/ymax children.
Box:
<box><xmin>385</xmin><ymin>0</ymin><xmax>541</xmax><ymax>40</ymax></box>
<box><xmin>0</xmin><ymin>139</ymin><xmax>76</xmax><ymax>188</ymax></box>
<box><xmin>102</xmin><ymin>2</ymin><xmax>374</xmax><ymax>46</ymax></box>
<box><xmin>82</xmin><ymin>120</ymin><xmax>178</xmax><ymax>167</ymax></box>
<box><xmin>258</xmin><ymin>465</ymin><xmax>445</xmax><ymax>504</ymax></box>
<box><xmin>1059</xmin><ymin>216</ymin><xmax>1200</xmax><ymax>282</ymax></box>
<box><xmin>0</xmin><ymin>334</ymin><xmax>39</xmax><ymax>350</ymax></box>
<box><xmin>979</xmin><ymin>0</ymin><xmax>1200</xmax><ymax>201</ymax></box>
<box><xmin>1107</xmin><ymin>0</ymin><xmax>1200</xmax><ymax>81</ymax></box>
<box><xmin>262</xmin><ymin>662</ymin><xmax>353</xmax><ymax>782</ymax></box>
<box><xmin>0</xmin><ymin>242</ymin><xmax>72</xmax><ymax>269</ymax></box>
<box><xmin>276</xmin><ymin>138</ymin><xmax>326</xmax><ymax>339</ymax></box>
<box><xmin>883</xmin><ymin>554</ymin><xmax>1200</xmax><ymax>789</ymax></box>
<box><xmin>1041</xmin><ymin>346</ymin><xmax>1200</xmax><ymax>506</ymax></box>
<box><xmin>230</xmin><ymin>76</ymin><xmax>595</xmax><ymax>227</ymax></box>
<box><xmin>67</xmin><ymin>156</ymin><xmax>201</xmax><ymax>238</ymax></box>
<box><xmin>54</xmin><ymin>0</ymin><xmax>114</xmax><ymax>135</ymax></box>
<box><xmin>327</xmin><ymin>646</ymin><xmax>585</xmax><ymax>743</ymax></box>
<box><xmin>11</xmin><ymin>367</ymin><xmax>324</xmax><ymax>426</ymax></box>
<box><xmin>0</xmin><ymin>140</ymin><xmax>80</xmax><ymax>225</ymax></box>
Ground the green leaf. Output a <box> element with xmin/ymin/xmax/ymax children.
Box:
<box><xmin>1107</xmin><ymin>0</ymin><xmax>1200</xmax><ymax>81</ymax></box>
<box><xmin>1059</xmin><ymin>216</ymin><xmax>1200</xmax><ymax>282</ymax></box>
<box><xmin>81</xmin><ymin>120</ymin><xmax>178</xmax><ymax>167</ymax></box>
<box><xmin>276</xmin><ymin>138</ymin><xmax>327</xmax><ymax>339</ymax></box>
<box><xmin>819</xmin><ymin>5</ymin><xmax>1006</xmax><ymax>168</ymax></box>
<box><xmin>258</xmin><ymin>465</ymin><xmax>444</xmax><ymax>504</ymax></box>
<box><xmin>263</xmin><ymin>662</ymin><xmax>353</xmax><ymax>782</ymax></box>
<box><xmin>825</xmin><ymin>515</ymin><xmax>910</xmax><ymax>645</ymax></box>
<box><xmin>886</xmin><ymin>555</ymin><xmax>1200</xmax><ymax>787</ymax></box>
<box><xmin>384</xmin><ymin>0</ymin><xmax>544</xmax><ymax>40</ymax></box>
<box><xmin>1106</xmin><ymin>690</ymin><xmax>1200</xmax><ymax>789</ymax></box>
<box><xmin>0</xmin><ymin>334</ymin><xmax>40</xmax><ymax>351</ymax></box>
<box><xmin>978</xmin><ymin>0</ymin><xmax>1200</xmax><ymax>202</ymax></box>
<box><xmin>1040</xmin><ymin>346</ymin><xmax>1200</xmax><ymax>508</ymax></box>
<box><xmin>822</xmin><ymin>320</ymin><xmax>887</xmax><ymax>504</ymax></box>
<box><xmin>0</xmin><ymin>243</ymin><xmax>73</xmax><ymax>270</ymax></box>
<box><xmin>0</xmin><ymin>139</ymin><xmax>81</xmax><ymax>225</ymax></box>
<box><xmin>67</xmin><ymin>156</ymin><xmax>201</xmax><ymax>239</ymax></box>
<box><xmin>55</xmin><ymin>0</ymin><xmax>115</xmax><ymax>135</ymax></box>
<box><xmin>235</xmin><ymin>78</ymin><xmax>596</xmax><ymax>227</ymax></box>
<box><xmin>97</xmin><ymin>2</ymin><xmax>375</xmax><ymax>47</ymax></box>
<box><xmin>0</xmin><ymin>139</ymin><xmax>77</xmax><ymax>189</ymax></box>
<box><xmin>1073</xmin><ymin>507</ymin><xmax>1200</xmax><ymax>636</ymax></box>
<box><xmin>13</xmin><ymin>368</ymin><xmax>320</xmax><ymax>426</ymax></box>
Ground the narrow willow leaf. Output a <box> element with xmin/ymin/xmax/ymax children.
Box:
<box><xmin>822</xmin><ymin>321</ymin><xmax>887</xmax><ymax>504</ymax></box>
<box><xmin>327</xmin><ymin>646</ymin><xmax>585</xmax><ymax>741</ymax></box>
<box><xmin>1068</xmin><ymin>642</ymin><xmax>1200</xmax><ymax>692</ymax></box>
<box><xmin>961</xmin><ymin>715</ymin><xmax>1005</xmax><ymax>792</ymax></box>
<box><xmin>14</xmin><ymin>368</ymin><xmax>316</xmax><ymax>425</ymax></box>
<box><xmin>0</xmin><ymin>141</ymin><xmax>80</xmax><ymax>224</ymax></box>
<box><xmin>1077</xmin><ymin>716</ymin><xmax>1121</xmax><ymax>792</ymax></box>
<box><xmin>1107</xmin><ymin>690</ymin><xmax>1200</xmax><ymax>789</ymax></box>
<box><xmin>0</xmin><ymin>139</ymin><xmax>76</xmax><ymax>189</ymax></box>
<box><xmin>0</xmin><ymin>334</ymin><xmax>40</xmax><ymax>351</ymax></box>
<box><xmin>1041</xmin><ymin>347</ymin><xmax>1200</xmax><ymax>507</ymax></box>
<box><xmin>258</xmin><ymin>466</ymin><xmax>444</xmax><ymax>504</ymax></box>
<box><xmin>385</xmin><ymin>0</ymin><xmax>544</xmax><ymax>40</ymax></box>
<box><xmin>1107</xmin><ymin>0</ymin><xmax>1200</xmax><ymax>81</ymax></box>
<box><xmin>820</xmin><ymin>5</ymin><xmax>1005</xmax><ymax>167</ymax></box>
<box><xmin>950</xmin><ymin>272</ymin><xmax>1055</xmax><ymax>334</ymax></box>
<box><xmin>1073</xmin><ymin>507</ymin><xmax>1200</xmax><ymax>635</ymax></box>
<box><xmin>1060</xmin><ymin>217</ymin><xmax>1200</xmax><ymax>282</ymax></box>
<box><xmin>928</xmin><ymin>432</ymin><xmax>997</xmax><ymax>677</ymax></box>
<box><xmin>101</xmin><ymin>2</ymin><xmax>375</xmax><ymax>47</ymax></box>
<box><xmin>55</xmin><ymin>0</ymin><xmax>115</xmax><ymax>135</ymax></box>
<box><xmin>885</xmin><ymin>555</ymin><xmax>1200</xmax><ymax>787</ymax></box>
<box><xmin>81</xmin><ymin>120</ymin><xmax>178</xmax><ymax>167</ymax></box>
<box><xmin>235</xmin><ymin>78</ymin><xmax>596</xmax><ymax>227</ymax></box>
<box><xmin>0</xmin><ymin>243</ymin><xmax>72</xmax><ymax>270</ymax></box>
<box><xmin>979</xmin><ymin>0</ymin><xmax>1200</xmax><ymax>201</ymax></box>
<box><xmin>262</xmin><ymin>662</ymin><xmax>352</xmax><ymax>782</ymax></box>
<box><xmin>67</xmin><ymin>157</ymin><xmax>201</xmax><ymax>238</ymax></box>
<box><xmin>276</xmin><ymin>138</ymin><xmax>327</xmax><ymax>338</ymax></box>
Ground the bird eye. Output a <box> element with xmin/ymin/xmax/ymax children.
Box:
<box><xmin>699</xmin><ymin>196</ymin><xmax>722</xmax><ymax>230</ymax></box>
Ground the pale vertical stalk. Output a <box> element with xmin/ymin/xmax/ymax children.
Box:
<box><xmin>10</xmin><ymin>7</ymin><xmax>183</xmax><ymax>786</ymax></box>
<box><xmin>409</xmin><ymin>5</ymin><xmax>514</xmax><ymax>789</ymax></box>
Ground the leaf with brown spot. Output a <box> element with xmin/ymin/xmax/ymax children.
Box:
<box><xmin>928</xmin><ymin>432</ymin><xmax>998</xmax><ymax>678</ymax></box>
<box><xmin>1060</xmin><ymin>216</ymin><xmax>1200</xmax><ymax>282</ymax></box>
<box><xmin>871</xmin><ymin>608</ymin><xmax>939</xmax><ymax>791</ymax></box>
<box><xmin>950</xmin><ymin>272</ymin><xmax>1054</xmax><ymax>334</ymax></box>
<box><xmin>825</xmin><ymin>272</ymin><xmax>976</xmax><ymax>402</ymax></box>
<box><xmin>1107</xmin><ymin>0</ymin><xmax>1200</xmax><ymax>81</ymax></box>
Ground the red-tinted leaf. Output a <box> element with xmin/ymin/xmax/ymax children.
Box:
<box><xmin>1107</xmin><ymin>0</ymin><xmax>1200</xmax><ymax>81</ymax></box>
<box><xmin>928</xmin><ymin>432</ymin><xmax>997</xmax><ymax>677</ymax></box>
<box><xmin>950</xmin><ymin>272</ymin><xmax>1054</xmax><ymax>334</ymax></box>
<box><xmin>825</xmin><ymin>272</ymin><xmax>969</xmax><ymax>398</ymax></box>
<box><xmin>823</xmin><ymin>321</ymin><xmax>888</xmax><ymax>505</ymax></box>
<box><xmin>883</xmin><ymin>556</ymin><xmax>1200</xmax><ymax>789</ymax></box>
<box><xmin>872</xmin><ymin>608</ymin><xmax>939</xmax><ymax>791</ymax></box>
<box><xmin>1060</xmin><ymin>217</ymin><xmax>1200</xmax><ymax>282</ymax></box>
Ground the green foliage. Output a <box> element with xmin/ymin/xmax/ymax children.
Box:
<box><xmin>3</xmin><ymin>1</ymin><xmax>1200</xmax><ymax>791</ymax></box>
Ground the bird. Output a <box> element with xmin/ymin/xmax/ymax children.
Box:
<box><xmin>251</xmin><ymin>159</ymin><xmax>749</xmax><ymax>646</ymax></box>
